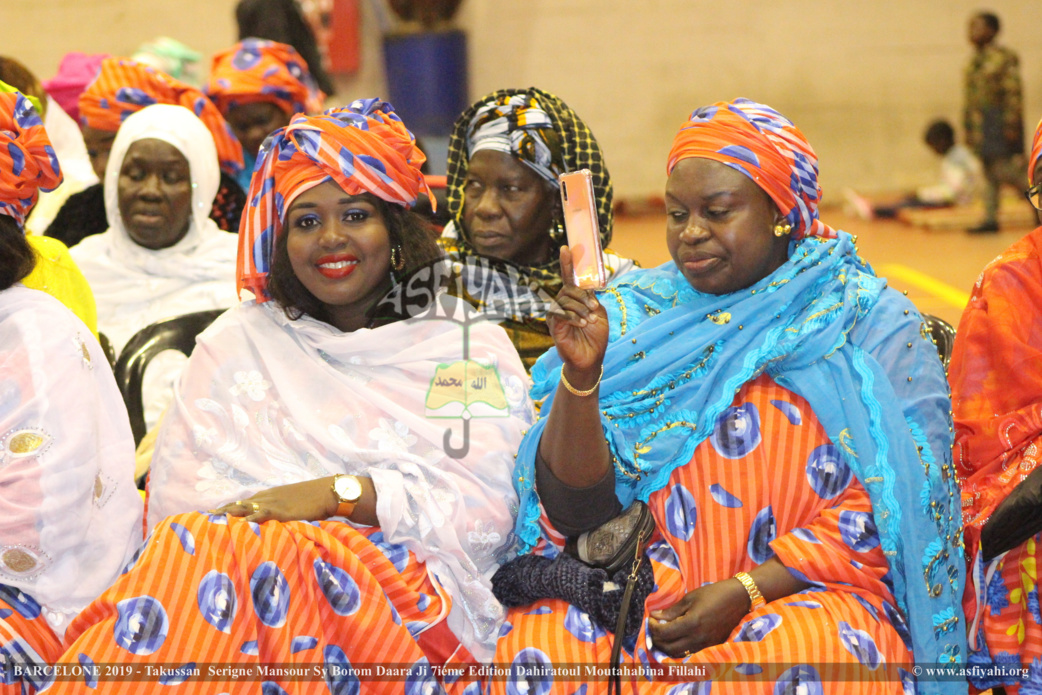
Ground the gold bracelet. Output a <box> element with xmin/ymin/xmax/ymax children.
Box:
<box><xmin>734</xmin><ymin>571</ymin><xmax>766</xmax><ymax>612</ymax></box>
<box><xmin>560</xmin><ymin>365</ymin><xmax>603</xmax><ymax>397</ymax></box>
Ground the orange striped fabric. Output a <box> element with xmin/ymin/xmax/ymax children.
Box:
<box><xmin>1031</xmin><ymin>116</ymin><xmax>1042</xmax><ymax>183</ymax></box>
<box><xmin>491</xmin><ymin>375</ymin><xmax>914</xmax><ymax>694</ymax></box>
<box><xmin>0</xmin><ymin>87</ymin><xmax>62</xmax><ymax>226</ymax></box>
<box><xmin>50</xmin><ymin>513</ymin><xmax>476</xmax><ymax>694</ymax></box>
<box><xmin>206</xmin><ymin>39</ymin><xmax>325</xmax><ymax>118</ymax></box>
<box><xmin>0</xmin><ymin>591</ymin><xmax>64</xmax><ymax>695</ymax></box>
<box><xmin>78</xmin><ymin>58</ymin><xmax>244</xmax><ymax>175</ymax></box>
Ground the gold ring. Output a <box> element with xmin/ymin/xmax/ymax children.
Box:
<box><xmin>249</xmin><ymin>502</ymin><xmax>260</xmax><ymax>512</ymax></box>
<box><xmin>682</xmin><ymin>650</ymin><xmax>691</xmax><ymax>658</ymax></box>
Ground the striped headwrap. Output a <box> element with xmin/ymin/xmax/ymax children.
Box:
<box><xmin>206</xmin><ymin>39</ymin><xmax>325</xmax><ymax>118</ymax></box>
<box><xmin>0</xmin><ymin>83</ymin><xmax>62</xmax><ymax>226</ymax></box>
<box><xmin>668</xmin><ymin>98</ymin><xmax>834</xmax><ymax>240</ymax></box>
<box><xmin>1030</xmin><ymin>115</ymin><xmax>1042</xmax><ymax>184</ymax></box>
<box><xmin>79</xmin><ymin>58</ymin><xmax>244</xmax><ymax>175</ymax></box>
<box><xmin>237</xmin><ymin>98</ymin><xmax>431</xmax><ymax>301</ymax></box>
<box><xmin>446</xmin><ymin>87</ymin><xmax>614</xmax><ymax>253</ymax></box>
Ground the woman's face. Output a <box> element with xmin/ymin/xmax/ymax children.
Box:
<box><xmin>461</xmin><ymin>149</ymin><xmax>557</xmax><ymax>266</ymax></box>
<box><xmin>117</xmin><ymin>138</ymin><xmax>194</xmax><ymax>250</ymax></box>
<box><xmin>665</xmin><ymin>157</ymin><xmax>790</xmax><ymax>295</ymax></box>
<box><xmin>285</xmin><ymin>179</ymin><xmax>393</xmax><ymax>332</ymax></box>
<box><xmin>82</xmin><ymin>126</ymin><xmax>117</xmax><ymax>180</ymax></box>
<box><xmin>226</xmin><ymin>101</ymin><xmax>291</xmax><ymax>158</ymax></box>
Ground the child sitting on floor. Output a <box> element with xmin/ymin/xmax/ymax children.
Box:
<box><xmin>845</xmin><ymin>118</ymin><xmax>982</xmax><ymax>219</ymax></box>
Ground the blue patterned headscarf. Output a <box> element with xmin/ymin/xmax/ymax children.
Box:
<box><xmin>669</xmin><ymin>98</ymin><xmax>832</xmax><ymax>240</ymax></box>
<box><xmin>511</xmin><ymin>100</ymin><xmax>968</xmax><ymax>690</ymax></box>
<box><xmin>0</xmin><ymin>84</ymin><xmax>62</xmax><ymax>226</ymax></box>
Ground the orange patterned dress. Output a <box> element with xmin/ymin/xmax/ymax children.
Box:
<box><xmin>492</xmin><ymin>375</ymin><xmax>915</xmax><ymax>694</ymax></box>
<box><xmin>49</xmin><ymin>513</ymin><xmax>481</xmax><ymax>694</ymax></box>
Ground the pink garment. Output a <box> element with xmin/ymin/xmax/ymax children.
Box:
<box><xmin>41</xmin><ymin>52</ymin><xmax>108</xmax><ymax>124</ymax></box>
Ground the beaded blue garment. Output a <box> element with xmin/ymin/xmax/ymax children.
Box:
<box><xmin>512</xmin><ymin>233</ymin><xmax>966</xmax><ymax>689</ymax></box>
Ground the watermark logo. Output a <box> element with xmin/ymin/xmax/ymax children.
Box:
<box><xmin>425</xmin><ymin>360</ymin><xmax>509</xmax><ymax>420</ymax></box>
<box><xmin>373</xmin><ymin>256</ymin><xmax>556</xmax><ymax>458</ymax></box>
<box><xmin>373</xmin><ymin>256</ymin><xmax>558</xmax><ymax>326</ymax></box>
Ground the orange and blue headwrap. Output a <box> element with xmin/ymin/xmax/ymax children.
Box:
<box><xmin>0</xmin><ymin>85</ymin><xmax>62</xmax><ymax>227</ymax></box>
<box><xmin>206</xmin><ymin>39</ymin><xmax>325</xmax><ymax>118</ymax></box>
<box><xmin>79</xmin><ymin>58</ymin><xmax>244</xmax><ymax>176</ymax></box>
<box><xmin>237</xmin><ymin>97</ymin><xmax>432</xmax><ymax>301</ymax></box>
<box><xmin>1030</xmin><ymin>116</ymin><xmax>1042</xmax><ymax>185</ymax></box>
<box><xmin>667</xmin><ymin>98</ymin><xmax>834</xmax><ymax>240</ymax></box>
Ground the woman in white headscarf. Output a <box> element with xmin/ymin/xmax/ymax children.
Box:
<box><xmin>72</xmin><ymin>103</ymin><xmax>239</xmax><ymax>430</ymax></box>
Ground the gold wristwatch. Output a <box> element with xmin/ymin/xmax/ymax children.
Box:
<box><xmin>332</xmin><ymin>474</ymin><xmax>363</xmax><ymax>518</ymax></box>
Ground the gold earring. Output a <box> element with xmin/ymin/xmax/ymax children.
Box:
<box><xmin>773</xmin><ymin>222</ymin><xmax>792</xmax><ymax>237</ymax></box>
<box><xmin>390</xmin><ymin>245</ymin><xmax>405</xmax><ymax>271</ymax></box>
<box><xmin>549</xmin><ymin>220</ymin><xmax>565</xmax><ymax>244</ymax></box>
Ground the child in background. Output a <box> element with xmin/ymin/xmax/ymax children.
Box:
<box><xmin>845</xmin><ymin>118</ymin><xmax>982</xmax><ymax>219</ymax></box>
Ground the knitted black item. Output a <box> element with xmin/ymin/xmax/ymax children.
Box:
<box><xmin>45</xmin><ymin>183</ymin><xmax>107</xmax><ymax>248</ymax></box>
<box><xmin>492</xmin><ymin>552</ymin><xmax>653</xmax><ymax>638</ymax></box>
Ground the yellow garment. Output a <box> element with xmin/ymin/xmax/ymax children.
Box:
<box><xmin>23</xmin><ymin>235</ymin><xmax>98</xmax><ymax>338</ymax></box>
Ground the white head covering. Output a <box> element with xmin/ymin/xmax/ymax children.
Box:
<box><xmin>71</xmin><ymin>103</ymin><xmax>239</xmax><ymax>353</ymax></box>
<box><xmin>0</xmin><ymin>287</ymin><xmax>143</xmax><ymax>636</ymax></box>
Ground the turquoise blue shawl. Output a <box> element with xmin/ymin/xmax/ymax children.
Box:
<box><xmin>512</xmin><ymin>232</ymin><xmax>966</xmax><ymax>690</ymax></box>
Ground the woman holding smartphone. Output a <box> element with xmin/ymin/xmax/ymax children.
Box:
<box><xmin>491</xmin><ymin>99</ymin><xmax>966</xmax><ymax>694</ymax></box>
<box><xmin>439</xmin><ymin>87</ymin><xmax>636</xmax><ymax>371</ymax></box>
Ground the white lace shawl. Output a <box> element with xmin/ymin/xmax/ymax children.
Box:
<box><xmin>147</xmin><ymin>298</ymin><xmax>533</xmax><ymax>661</ymax></box>
<box><xmin>0</xmin><ymin>287</ymin><xmax>143</xmax><ymax>636</ymax></box>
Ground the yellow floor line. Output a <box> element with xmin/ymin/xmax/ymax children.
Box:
<box><xmin>879</xmin><ymin>263</ymin><xmax>970</xmax><ymax>308</ymax></box>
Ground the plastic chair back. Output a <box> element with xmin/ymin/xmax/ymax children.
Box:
<box><xmin>114</xmin><ymin>309</ymin><xmax>225</xmax><ymax>446</ymax></box>
<box><xmin>98</xmin><ymin>332</ymin><xmax>117</xmax><ymax>371</ymax></box>
<box><xmin>922</xmin><ymin>313</ymin><xmax>956</xmax><ymax>370</ymax></box>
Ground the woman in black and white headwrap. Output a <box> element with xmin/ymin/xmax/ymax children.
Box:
<box><xmin>439</xmin><ymin>87</ymin><xmax>635</xmax><ymax>371</ymax></box>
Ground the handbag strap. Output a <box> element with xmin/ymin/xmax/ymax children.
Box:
<box><xmin>608</xmin><ymin>523</ymin><xmax>651</xmax><ymax>695</ymax></box>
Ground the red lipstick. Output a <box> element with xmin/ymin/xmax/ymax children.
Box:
<box><xmin>315</xmin><ymin>253</ymin><xmax>359</xmax><ymax>279</ymax></box>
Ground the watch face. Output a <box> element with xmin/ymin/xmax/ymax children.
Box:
<box><xmin>334</xmin><ymin>475</ymin><xmax>362</xmax><ymax>502</ymax></box>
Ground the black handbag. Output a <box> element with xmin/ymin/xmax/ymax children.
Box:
<box><xmin>575</xmin><ymin>499</ymin><xmax>656</xmax><ymax>574</ymax></box>
<box><xmin>492</xmin><ymin>501</ymin><xmax>656</xmax><ymax>695</ymax></box>
<box><xmin>981</xmin><ymin>466</ymin><xmax>1042</xmax><ymax>561</ymax></box>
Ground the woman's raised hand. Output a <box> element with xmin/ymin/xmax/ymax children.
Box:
<box><xmin>547</xmin><ymin>245</ymin><xmax>609</xmax><ymax>378</ymax></box>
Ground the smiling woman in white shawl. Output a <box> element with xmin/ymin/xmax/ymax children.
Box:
<box><xmin>0</xmin><ymin>88</ymin><xmax>142</xmax><ymax>695</ymax></box>
<box><xmin>71</xmin><ymin>103</ymin><xmax>239</xmax><ymax>429</ymax></box>
<box><xmin>50</xmin><ymin>99</ymin><xmax>532</xmax><ymax>695</ymax></box>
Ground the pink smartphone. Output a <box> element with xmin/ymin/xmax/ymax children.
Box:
<box><xmin>559</xmin><ymin>169</ymin><xmax>607</xmax><ymax>290</ymax></box>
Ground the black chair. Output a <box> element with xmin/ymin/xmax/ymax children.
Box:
<box><xmin>98</xmin><ymin>331</ymin><xmax>117</xmax><ymax>371</ymax></box>
<box><xmin>922</xmin><ymin>314</ymin><xmax>956</xmax><ymax>370</ymax></box>
<box><xmin>114</xmin><ymin>309</ymin><xmax>226</xmax><ymax>447</ymax></box>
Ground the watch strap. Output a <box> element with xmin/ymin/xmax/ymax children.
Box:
<box><xmin>734</xmin><ymin>570</ymin><xmax>766</xmax><ymax>612</ymax></box>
